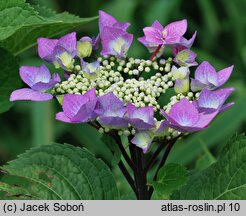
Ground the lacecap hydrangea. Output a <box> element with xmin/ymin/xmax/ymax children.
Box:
<box><xmin>10</xmin><ymin>10</ymin><xmax>234</xmax><ymax>153</ymax></box>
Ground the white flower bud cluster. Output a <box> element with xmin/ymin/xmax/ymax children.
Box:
<box><xmin>53</xmin><ymin>56</ymin><xmax>175</xmax><ymax>111</ymax></box>
<box><xmin>110</xmin><ymin>57</ymin><xmax>172</xmax><ymax>76</ymax></box>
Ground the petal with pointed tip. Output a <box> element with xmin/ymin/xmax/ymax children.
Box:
<box><xmin>198</xmin><ymin>88</ymin><xmax>234</xmax><ymax>110</ymax></box>
<box><xmin>99</xmin><ymin>10</ymin><xmax>117</xmax><ymax>33</ymax></box>
<box><xmin>151</xmin><ymin>20</ymin><xmax>164</xmax><ymax>31</ymax></box>
<box><xmin>57</xmin><ymin>32</ymin><xmax>77</xmax><ymax>56</ymax></box>
<box><xmin>37</xmin><ymin>38</ymin><xmax>58</xmax><ymax>62</ymax></box>
<box><xmin>164</xmin><ymin>19</ymin><xmax>187</xmax><ymax>44</ymax></box>
<box><xmin>10</xmin><ymin>88</ymin><xmax>53</xmax><ymax>101</ymax></box>
<box><xmin>56</xmin><ymin>112</ymin><xmax>74</xmax><ymax>123</ymax></box>
<box><xmin>217</xmin><ymin>65</ymin><xmax>234</xmax><ymax>86</ymax></box>
<box><xmin>195</xmin><ymin>61</ymin><xmax>218</xmax><ymax>86</ymax></box>
<box><xmin>19</xmin><ymin>66</ymin><xmax>39</xmax><ymax>87</ymax></box>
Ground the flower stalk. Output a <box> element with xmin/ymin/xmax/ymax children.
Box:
<box><xmin>150</xmin><ymin>44</ymin><xmax>162</xmax><ymax>61</ymax></box>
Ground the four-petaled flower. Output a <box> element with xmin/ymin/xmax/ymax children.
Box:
<box><xmin>56</xmin><ymin>88</ymin><xmax>98</xmax><ymax>123</ymax></box>
<box><xmin>95</xmin><ymin>92</ymin><xmax>128</xmax><ymax>129</ymax></box>
<box><xmin>10</xmin><ymin>65</ymin><xmax>60</xmax><ymax>101</ymax></box>
<box><xmin>141</xmin><ymin>19</ymin><xmax>187</xmax><ymax>46</ymax></box>
<box><xmin>126</xmin><ymin>103</ymin><xmax>155</xmax><ymax>130</ymax></box>
<box><xmin>81</xmin><ymin>60</ymin><xmax>100</xmax><ymax>79</ymax></box>
<box><xmin>101</xmin><ymin>27</ymin><xmax>133</xmax><ymax>58</ymax></box>
<box><xmin>195</xmin><ymin>88</ymin><xmax>234</xmax><ymax>113</ymax></box>
<box><xmin>191</xmin><ymin>61</ymin><xmax>234</xmax><ymax>91</ymax></box>
<box><xmin>161</xmin><ymin>98</ymin><xmax>219</xmax><ymax>133</ymax></box>
<box><xmin>38</xmin><ymin>32</ymin><xmax>77</xmax><ymax>71</ymax></box>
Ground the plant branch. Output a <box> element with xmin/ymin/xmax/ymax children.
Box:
<box><xmin>135</xmin><ymin>146</ymin><xmax>148</xmax><ymax>199</ymax></box>
<box><xmin>87</xmin><ymin>122</ymin><xmax>100</xmax><ymax>130</ymax></box>
<box><xmin>118</xmin><ymin>160</ymin><xmax>138</xmax><ymax>197</ymax></box>
<box><xmin>110</xmin><ymin>133</ymin><xmax>137</xmax><ymax>172</ymax></box>
<box><xmin>143</xmin><ymin>141</ymin><xmax>166</xmax><ymax>175</ymax></box>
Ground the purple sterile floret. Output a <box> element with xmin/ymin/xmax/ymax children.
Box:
<box><xmin>101</xmin><ymin>27</ymin><xmax>133</xmax><ymax>58</ymax></box>
<box><xmin>161</xmin><ymin>98</ymin><xmax>218</xmax><ymax>133</ymax></box>
<box><xmin>99</xmin><ymin>10</ymin><xmax>130</xmax><ymax>36</ymax></box>
<box><xmin>173</xmin><ymin>49</ymin><xmax>198</xmax><ymax>67</ymax></box>
<box><xmin>95</xmin><ymin>92</ymin><xmax>128</xmax><ymax>129</ymax></box>
<box><xmin>191</xmin><ymin>61</ymin><xmax>234</xmax><ymax>91</ymax></box>
<box><xmin>142</xmin><ymin>19</ymin><xmax>187</xmax><ymax>46</ymax></box>
<box><xmin>56</xmin><ymin>88</ymin><xmax>98</xmax><ymax>123</ymax></box>
<box><xmin>10</xmin><ymin>65</ymin><xmax>60</xmax><ymax>102</ymax></box>
<box><xmin>195</xmin><ymin>88</ymin><xmax>234</xmax><ymax>113</ymax></box>
<box><xmin>38</xmin><ymin>32</ymin><xmax>77</xmax><ymax>70</ymax></box>
<box><xmin>126</xmin><ymin>103</ymin><xmax>155</xmax><ymax>130</ymax></box>
<box><xmin>81</xmin><ymin>60</ymin><xmax>100</xmax><ymax>79</ymax></box>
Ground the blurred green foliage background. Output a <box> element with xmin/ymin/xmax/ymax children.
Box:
<box><xmin>0</xmin><ymin>0</ymin><xmax>246</xmax><ymax>198</ymax></box>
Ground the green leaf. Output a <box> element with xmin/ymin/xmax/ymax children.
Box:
<box><xmin>173</xmin><ymin>134</ymin><xmax>246</xmax><ymax>199</ymax></box>
<box><xmin>195</xmin><ymin>152</ymin><xmax>216</xmax><ymax>172</ymax></box>
<box><xmin>0</xmin><ymin>0</ymin><xmax>97</xmax><ymax>55</ymax></box>
<box><xmin>0</xmin><ymin>143</ymin><xmax>119</xmax><ymax>200</ymax></box>
<box><xmin>150</xmin><ymin>163</ymin><xmax>188</xmax><ymax>199</ymax></box>
<box><xmin>0</xmin><ymin>48</ymin><xmax>21</xmax><ymax>113</ymax></box>
<box><xmin>100</xmin><ymin>133</ymin><xmax>121</xmax><ymax>166</ymax></box>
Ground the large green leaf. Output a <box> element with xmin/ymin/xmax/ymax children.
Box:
<box><xmin>0</xmin><ymin>143</ymin><xmax>119</xmax><ymax>200</ymax></box>
<box><xmin>0</xmin><ymin>0</ymin><xmax>97</xmax><ymax>55</ymax></box>
<box><xmin>150</xmin><ymin>163</ymin><xmax>188</xmax><ymax>199</ymax></box>
<box><xmin>0</xmin><ymin>48</ymin><xmax>21</xmax><ymax>113</ymax></box>
<box><xmin>173</xmin><ymin>134</ymin><xmax>246</xmax><ymax>199</ymax></box>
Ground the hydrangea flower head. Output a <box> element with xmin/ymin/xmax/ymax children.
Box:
<box><xmin>11</xmin><ymin>10</ymin><xmax>234</xmax><ymax>153</ymax></box>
